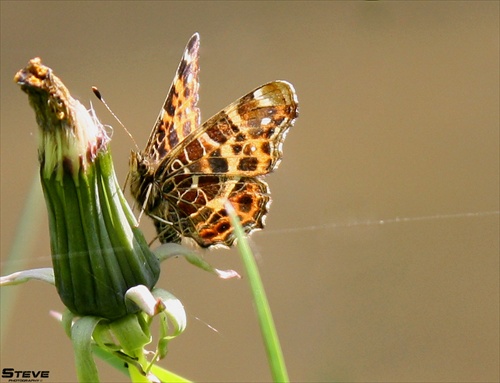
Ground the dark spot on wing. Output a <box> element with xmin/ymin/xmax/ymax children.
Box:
<box><xmin>186</xmin><ymin>139</ymin><xmax>204</xmax><ymax>161</ymax></box>
<box><xmin>238</xmin><ymin>157</ymin><xmax>258</xmax><ymax>172</ymax></box>
<box><xmin>261</xmin><ymin>142</ymin><xmax>271</xmax><ymax>155</ymax></box>
<box><xmin>164</xmin><ymin>93</ymin><xmax>175</xmax><ymax>117</ymax></box>
<box><xmin>232</xmin><ymin>144</ymin><xmax>242</xmax><ymax>155</ymax></box>
<box><xmin>208</xmin><ymin>157</ymin><xmax>229</xmax><ymax>173</ymax></box>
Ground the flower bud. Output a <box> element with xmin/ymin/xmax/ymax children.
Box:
<box><xmin>15</xmin><ymin>58</ymin><xmax>160</xmax><ymax>319</ymax></box>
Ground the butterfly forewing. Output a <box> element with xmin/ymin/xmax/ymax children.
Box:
<box><xmin>130</xmin><ymin>33</ymin><xmax>298</xmax><ymax>247</ymax></box>
<box><xmin>129</xmin><ymin>33</ymin><xmax>200</xmax><ymax>211</ymax></box>
<box><xmin>144</xmin><ymin>33</ymin><xmax>200</xmax><ymax>164</ymax></box>
<box><xmin>160</xmin><ymin>81</ymin><xmax>298</xmax><ymax>179</ymax></box>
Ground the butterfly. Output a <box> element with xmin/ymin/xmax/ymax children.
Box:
<box><xmin>129</xmin><ymin>33</ymin><xmax>298</xmax><ymax>248</ymax></box>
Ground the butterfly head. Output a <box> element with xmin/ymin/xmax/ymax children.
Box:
<box><xmin>129</xmin><ymin>150</ymin><xmax>155</xmax><ymax>206</ymax></box>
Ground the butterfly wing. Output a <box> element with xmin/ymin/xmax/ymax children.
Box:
<box><xmin>155</xmin><ymin>174</ymin><xmax>271</xmax><ymax>247</ymax></box>
<box><xmin>158</xmin><ymin>80</ymin><xmax>298</xmax><ymax>180</ymax></box>
<box><xmin>143</xmin><ymin>33</ymin><xmax>201</xmax><ymax>165</ymax></box>
<box><xmin>129</xmin><ymin>33</ymin><xmax>200</xmax><ymax>210</ymax></box>
<box><xmin>130</xmin><ymin>34</ymin><xmax>298</xmax><ymax>247</ymax></box>
<box><xmin>154</xmin><ymin>81</ymin><xmax>298</xmax><ymax>246</ymax></box>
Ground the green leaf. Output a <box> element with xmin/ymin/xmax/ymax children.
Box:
<box><xmin>71</xmin><ymin>316</ymin><xmax>106</xmax><ymax>383</ymax></box>
<box><xmin>0</xmin><ymin>268</ymin><xmax>54</xmax><ymax>286</ymax></box>
<box><xmin>154</xmin><ymin>243</ymin><xmax>240</xmax><ymax>279</ymax></box>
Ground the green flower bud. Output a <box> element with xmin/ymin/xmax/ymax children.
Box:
<box><xmin>15</xmin><ymin>58</ymin><xmax>160</xmax><ymax>319</ymax></box>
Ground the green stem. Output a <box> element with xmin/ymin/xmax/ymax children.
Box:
<box><xmin>227</xmin><ymin>203</ymin><xmax>289</xmax><ymax>382</ymax></box>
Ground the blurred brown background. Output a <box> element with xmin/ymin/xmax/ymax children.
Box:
<box><xmin>1</xmin><ymin>2</ymin><xmax>498</xmax><ymax>382</ymax></box>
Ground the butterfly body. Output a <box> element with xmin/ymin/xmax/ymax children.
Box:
<box><xmin>129</xmin><ymin>33</ymin><xmax>298</xmax><ymax>247</ymax></box>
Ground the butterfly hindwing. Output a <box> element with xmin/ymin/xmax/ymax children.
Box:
<box><xmin>153</xmin><ymin>175</ymin><xmax>270</xmax><ymax>247</ymax></box>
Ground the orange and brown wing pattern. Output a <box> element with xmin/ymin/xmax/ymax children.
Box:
<box><xmin>151</xmin><ymin>81</ymin><xmax>297</xmax><ymax>247</ymax></box>
<box><xmin>160</xmin><ymin>81</ymin><xmax>298</xmax><ymax>179</ymax></box>
<box><xmin>154</xmin><ymin>175</ymin><xmax>271</xmax><ymax>247</ymax></box>
<box><xmin>143</xmin><ymin>33</ymin><xmax>200</xmax><ymax>164</ymax></box>
<box><xmin>129</xmin><ymin>33</ymin><xmax>200</xmax><ymax>212</ymax></box>
<box><xmin>130</xmin><ymin>33</ymin><xmax>298</xmax><ymax>248</ymax></box>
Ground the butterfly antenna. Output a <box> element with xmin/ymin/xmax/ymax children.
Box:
<box><xmin>92</xmin><ymin>86</ymin><xmax>140</xmax><ymax>151</ymax></box>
